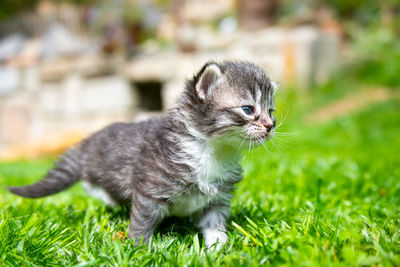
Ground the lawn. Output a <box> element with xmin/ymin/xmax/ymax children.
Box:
<box><xmin>1</xmin><ymin>89</ymin><xmax>399</xmax><ymax>266</ymax></box>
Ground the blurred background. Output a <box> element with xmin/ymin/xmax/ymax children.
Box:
<box><xmin>2</xmin><ymin>2</ymin><xmax>400</xmax><ymax>264</ymax></box>
<box><xmin>0</xmin><ymin>0</ymin><xmax>399</xmax><ymax>159</ymax></box>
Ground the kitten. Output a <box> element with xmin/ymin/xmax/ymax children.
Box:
<box><xmin>8</xmin><ymin>61</ymin><xmax>277</xmax><ymax>249</ymax></box>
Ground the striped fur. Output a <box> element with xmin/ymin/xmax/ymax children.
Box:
<box><xmin>8</xmin><ymin>61</ymin><xmax>276</xmax><ymax>248</ymax></box>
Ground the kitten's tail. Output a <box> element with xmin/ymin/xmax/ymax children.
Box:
<box><xmin>8</xmin><ymin>149</ymin><xmax>82</xmax><ymax>198</ymax></box>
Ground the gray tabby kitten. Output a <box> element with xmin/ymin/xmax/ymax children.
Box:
<box><xmin>8</xmin><ymin>61</ymin><xmax>276</xmax><ymax>249</ymax></box>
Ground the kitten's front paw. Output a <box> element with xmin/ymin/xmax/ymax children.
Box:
<box><xmin>204</xmin><ymin>228</ymin><xmax>228</xmax><ymax>250</ymax></box>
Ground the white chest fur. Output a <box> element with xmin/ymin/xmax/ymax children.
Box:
<box><xmin>169</xmin><ymin>189</ymin><xmax>218</xmax><ymax>217</ymax></box>
<box><xmin>169</xmin><ymin>136</ymin><xmax>240</xmax><ymax>217</ymax></box>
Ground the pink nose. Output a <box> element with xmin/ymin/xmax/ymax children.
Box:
<box><xmin>260</xmin><ymin>119</ymin><xmax>273</xmax><ymax>132</ymax></box>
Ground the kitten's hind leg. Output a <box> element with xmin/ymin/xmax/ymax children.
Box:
<box><xmin>82</xmin><ymin>181</ymin><xmax>117</xmax><ymax>206</ymax></box>
<box><xmin>128</xmin><ymin>194</ymin><xmax>168</xmax><ymax>246</ymax></box>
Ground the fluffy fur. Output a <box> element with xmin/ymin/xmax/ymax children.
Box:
<box><xmin>8</xmin><ymin>61</ymin><xmax>276</xmax><ymax>249</ymax></box>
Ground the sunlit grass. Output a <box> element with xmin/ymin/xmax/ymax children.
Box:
<box><xmin>0</xmin><ymin>94</ymin><xmax>399</xmax><ymax>266</ymax></box>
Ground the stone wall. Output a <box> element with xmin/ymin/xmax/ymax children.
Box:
<box><xmin>0</xmin><ymin>62</ymin><xmax>135</xmax><ymax>159</ymax></box>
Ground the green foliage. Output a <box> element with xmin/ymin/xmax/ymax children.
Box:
<box><xmin>308</xmin><ymin>24</ymin><xmax>400</xmax><ymax>102</ymax></box>
<box><xmin>0</xmin><ymin>0</ymin><xmax>39</xmax><ymax>19</ymax></box>
<box><xmin>325</xmin><ymin>0</ymin><xmax>381</xmax><ymax>23</ymax></box>
<box><xmin>279</xmin><ymin>0</ymin><xmax>400</xmax><ymax>26</ymax></box>
<box><xmin>0</xmin><ymin>0</ymin><xmax>99</xmax><ymax>20</ymax></box>
<box><xmin>346</xmin><ymin>26</ymin><xmax>400</xmax><ymax>87</ymax></box>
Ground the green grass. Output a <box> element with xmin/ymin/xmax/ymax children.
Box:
<box><xmin>1</xmin><ymin>93</ymin><xmax>400</xmax><ymax>266</ymax></box>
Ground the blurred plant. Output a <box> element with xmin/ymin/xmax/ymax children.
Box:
<box><xmin>346</xmin><ymin>25</ymin><xmax>400</xmax><ymax>87</ymax></box>
<box><xmin>309</xmin><ymin>24</ymin><xmax>400</xmax><ymax>109</ymax></box>
<box><xmin>121</xmin><ymin>0</ymin><xmax>165</xmax><ymax>45</ymax></box>
<box><xmin>279</xmin><ymin>0</ymin><xmax>400</xmax><ymax>28</ymax></box>
<box><xmin>324</xmin><ymin>0</ymin><xmax>380</xmax><ymax>24</ymax></box>
<box><xmin>0</xmin><ymin>0</ymin><xmax>39</xmax><ymax>19</ymax></box>
<box><xmin>123</xmin><ymin>1</ymin><xmax>144</xmax><ymax>25</ymax></box>
<box><xmin>0</xmin><ymin>0</ymin><xmax>99</xmax><ymax>19</ymax></box>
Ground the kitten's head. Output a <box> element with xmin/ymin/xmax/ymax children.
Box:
<box><xmin>179</xmin><ymin>61</ymin><xmax>277</xmax><ymax>144</ymax></box>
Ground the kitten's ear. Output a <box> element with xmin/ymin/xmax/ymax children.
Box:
<box><xmin>196</xmin><ymin>63</ymin><xmax>222</xmax><ymax>100</ymax></box>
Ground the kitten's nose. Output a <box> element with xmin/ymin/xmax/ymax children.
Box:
<box><xmin>260</xmin><ymin>119</ymin><xmax>273</xmax><ymax>132</ymax></box>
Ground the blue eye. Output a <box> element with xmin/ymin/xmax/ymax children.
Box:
<box><xmin>241</xmin><ymin>106</ymin><xmax>254</xmax><ymax>115</ymax></box>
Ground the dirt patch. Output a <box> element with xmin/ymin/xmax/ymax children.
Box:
<box><xmin>0</xmin><ymin>131</ymin><xmax>86</xmax><ymax>160</ymax></box>
<box><xmin>307</xmin><ymin>88</ymin><xmax>394</xmax><ymax>123</ymax></box>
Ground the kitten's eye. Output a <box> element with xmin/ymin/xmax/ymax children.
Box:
<box><xmin>241</xmin><ymin>106</ymin><xmax>254</xmax><ymax>115</ymax></box>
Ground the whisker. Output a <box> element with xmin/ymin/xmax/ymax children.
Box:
<box><xmin>260</xmin><ymin>137</ymin><xmax>271</xmax><ymax>157</ymax></box>
<box><xmin>242</xmin><ymin>136</ymin><xmax>252</xmax><ymax>160</ymax></box>
<box><xmin>238</xmin><ymin>133</ymin><xmax>249</xmax><ymax>152</ymax></box>
<box><xmin>276</xmin><ymin>108</ymin><xmax>289</xmax><ymax>129</ymax></box>
<box><xmin>274</xmin><ymin>130</ymin><xmax>299</xmax><ymax>136</ymax></box>
<box><xmin>269</xmin><ymin>137</ymin><xmax>282</xmax><ymax>152</ymax></box>
<box><xmin>273</xmin><ymin>135</ymin><xmax>297</xmax><ymax>145</ymax></box>
<box><xmin>271</xmin><ymin>136</ymin><xmax>297</xmax><ymax>151</ymax></box>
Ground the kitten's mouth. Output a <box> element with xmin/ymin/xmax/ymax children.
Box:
<box><xmin>240</xmin><ymin>128</ymin><xmax>275</xmax><ymax>146</ymax></box>
<box><xmin>249</xmin><ymin>131</ymin><xmax>274</xmax><ymax>143</ymax></box>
